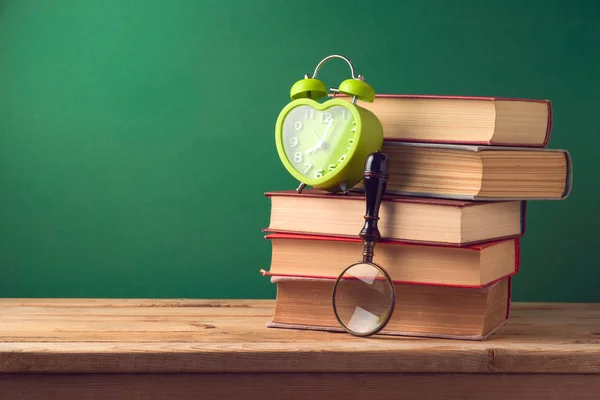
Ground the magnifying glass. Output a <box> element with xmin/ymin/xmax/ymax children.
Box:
<box><xmin>332</xmin><ymin>151</ymin><xmax>396</xmax><ymax>337</ymax></box>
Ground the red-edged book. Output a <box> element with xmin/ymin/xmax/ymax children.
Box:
<box><xmin>336</xmin><ymin>93</ymin><xmax>552</xmax><ymax>147</ymax></box>
<box><xmin>262</xmin><ymin>232</ymin><xmax>517</xmax><ymax>340</ymax></box>
<box><xmin>261</xmin><ymin>232</ymin><xmax>519</xmax><ymax>288</ymax></box>
<box><xmin>266</xmin><ymin>275</ymin><xmax>512</xmax><ymax>341</ymax></box>
<box><xmin>264</xmin><ymin>189</ymin><xmax>526</xmax><ymax>247</ymax></box>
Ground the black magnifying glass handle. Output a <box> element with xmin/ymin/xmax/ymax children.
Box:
<box><xmin>331</xmin><ymin>150</ymin><xmax>394</xmax><ymax>337</ymax></box>
<box><xmin>359</xmin><ymin>151</ymin><xmax>389</xmax><ymax>263</ymax></box>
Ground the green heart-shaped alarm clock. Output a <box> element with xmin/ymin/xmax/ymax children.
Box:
<box><xmin>275</xmin><ymin>54</ymin><xmax>383</xmax><ymax>194</ymax></box>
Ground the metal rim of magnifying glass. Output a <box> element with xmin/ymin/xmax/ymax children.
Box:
<box><xmin>331</xmin><ymin>261</ymin><xmax>396</xmax><ymax>337</ymax></box>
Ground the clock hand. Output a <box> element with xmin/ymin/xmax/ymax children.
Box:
<box><xmin>306</xmin><ymin>121</ymin><xmax>332</xmax><ymax>155</ymax></box>
<box><xmin>311</xmin><ymin>129</ymin><xmax>322</xmax><ymax>141</ymax></box>
<box><xmin>304</xmin><ymin>140</ymin><xmax>323</xmax><ymax>154</ymax></box>
<box><xmin>306</xmin><ymin>143</ymin><xmax>320</xmax><ymax>162</ymax></box>
<box><xmin>302</xmin><ymin>124</ymin><xmax>330</xmax><ymax>162</ymax></box>
<box><xmin>320</xmin><ymin>120</ymin><xmax>333</xmax><ymax>144</ymax></box>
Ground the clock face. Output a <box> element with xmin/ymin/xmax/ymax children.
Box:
<box><xmin>281</xmin><ymin>105</ymin><xmax>357</xmax><ymax>181</ymax></box>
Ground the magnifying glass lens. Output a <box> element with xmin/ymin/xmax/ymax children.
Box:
<box><xmin>332</xmin><ymin>262</ymin><xmax>395</xmax><ymax>336</ymax></box>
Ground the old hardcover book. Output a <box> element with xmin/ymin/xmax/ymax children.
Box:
<box><xmin>262</xmin><ymin>233</ymin><xmax>519</xmax><ymax>288</ymax></box>
<box><xmin>264</xmin><ymin>190</ymin><xmax>525</xmax><ymax>246</ymax></box>
<box><xmin>352</xmin><ymin>141</ymin><xmax>572</xmax><ymax>200</ymax></box>
<box><xmin>266</xmin><ymin>275</ymin><xmax>511</xmax><ymax>340</ymax></box>
<box><xmin>338</xmin><ymin>93</ymin><xmax>552</xmax><ymax>147</ymax></box>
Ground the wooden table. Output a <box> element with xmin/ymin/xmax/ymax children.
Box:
<box><xmin>0</xmin><ymin>299</ymin><xmax>599</xmax><ymax>399</ymax></box>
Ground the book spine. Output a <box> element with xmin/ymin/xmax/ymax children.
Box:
<box><xmin>543</xmin><ymin>100</ymin><xmax>552</xmax><ymax>146</ymax></box>
<box><xmin>521</xmin><ymin>201</ymin><xmax>527</xmax><ymax>235</ymax></box>
<box><xmin>506</xmin><ymin>277</ymin><xmax>513</xmax><ymax>319</ymax></box>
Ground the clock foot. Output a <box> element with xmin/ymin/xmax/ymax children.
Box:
<box><xmin>296</xmin><ymin>182</ymin><xmax>307</xmax><ymax>194</ymax></box>
<box><xmin>339</xmin><ymin>182</ymin><xmax>349</xmax><ymax>195</ymax></box>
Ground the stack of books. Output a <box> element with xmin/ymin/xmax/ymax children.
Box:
<box><xmin>261</xmin><ymin>94</ymin><xmax>572</xmax><ymax>340</ymax></box>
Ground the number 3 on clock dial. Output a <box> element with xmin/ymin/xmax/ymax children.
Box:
<box><xmin>282</xmin><ymin>105</ymin><xmax>357</xmax><ymax>180</ymax></box>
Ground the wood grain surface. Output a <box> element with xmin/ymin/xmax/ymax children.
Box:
<box><xmin>0</xmin><ymin>299</ymin><xmax>599</xmax><ymax>374</ymax></box>
<box><xmin>1</xmin><ymin>373</ymin><xmax>599</xmax><ymax>400</ymax></box>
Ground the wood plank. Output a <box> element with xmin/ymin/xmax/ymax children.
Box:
<box><xmin>0</xmin><ymin>299</ymin><xmax>599</xmax><ymax>374</ymax></box>
<box><xmin>1</xmin><ymin>340</ymin><xmax>599</xmax><ymax>374</ymax></box>
<box><xmin>1</xmin><ymin>373</ymin><xmax>599</xmax><ymax>400</ymax></box>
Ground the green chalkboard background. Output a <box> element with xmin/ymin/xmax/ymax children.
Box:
<box><xmin>0</xmin><ymin>0</ymin><xmax>597</xmax><ymax>301</ymax></box>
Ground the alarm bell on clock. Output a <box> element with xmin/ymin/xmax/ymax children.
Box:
<box><xmin>274</xmin><ymin>55</ymin><xmax>384</xmax><ymax>194</ymax></box>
